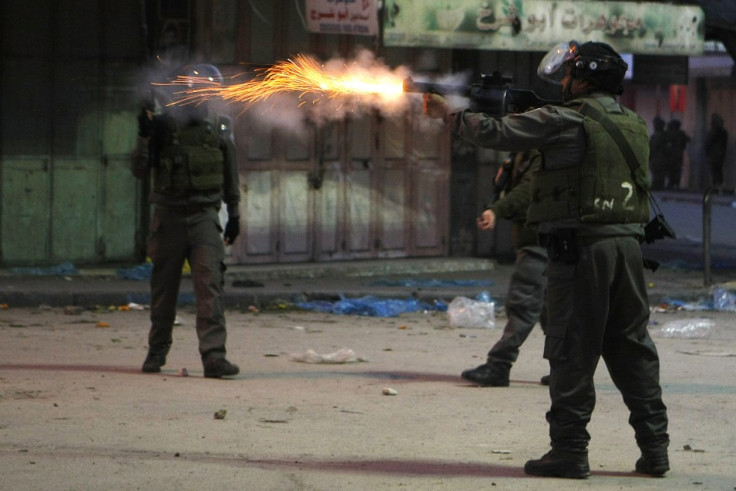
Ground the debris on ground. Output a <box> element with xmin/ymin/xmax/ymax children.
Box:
<box><xmin>289</xmin><ymin>347</ymin><xmax>367</xmax><ymax>364</ymax></box>
<box><xmin>651</xmin><ymin>318</ymin><xmax>714</xmax><ymax>339</ymax></box>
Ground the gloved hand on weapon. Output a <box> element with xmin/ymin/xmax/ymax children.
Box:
<box><xmin>423</xmin><ymin>93</ymin><xmax>450</xmax><ymax>121</ymax></box>
<box><xmin>223</xmin><ymin>217</ymin><xmax>240</xmax><ymax>246</ymax></box>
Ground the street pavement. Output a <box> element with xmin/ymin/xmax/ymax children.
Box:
<box><xmin>1</xmin><ymin>279</ymin><xmax>735</xmax><ymax>490</ymax></box>
<box><xmin>1</xmin><ymin>191</ymin><xmax>735</xmax><ymax>490</ymax></box>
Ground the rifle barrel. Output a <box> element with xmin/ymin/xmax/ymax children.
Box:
<box><xmin>403</xmin><ymin>77</ymin><xmax>469</xmax><ymax>96</ymax></box>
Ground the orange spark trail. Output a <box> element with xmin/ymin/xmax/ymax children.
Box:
<box><xmin>166</xmin><ymin>54</ymin><xmax>406</xmax><ymax>109</ymax></box>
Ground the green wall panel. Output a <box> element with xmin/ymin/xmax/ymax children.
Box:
<box><xmin>101</xmin><ymin>157</ymin><xmax>140</xmax><ymax>260</ymax></box>
<box><xmin>51</xmin><ymin>159</ymin><xmax>99</xmax><ymax>262</ymax></box>
<box><xmin>0</xmin><ymin>159</ymin><xmax>51</xmax><ymax>264</ymax></box>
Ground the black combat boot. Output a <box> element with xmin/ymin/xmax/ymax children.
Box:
<box><xmin>461</xmin><ymin>363</ymin><xmax>510</xmax><ymax>387</ymax></box>
<box><xmin>635</xmin><ymin>452</ymin><xmax>669</xmax><ymax>477</ymax></box>
<box><xmin>141</xmin><ymin>351</ymin><xmax>167</xmax><ymax>373</ymax></box>
<box><xmin>203</xmin><ymin>357</ymin><xmax>240</xmax><ymax>378</ymax></box>
<box><xmin>524</xmin><ymin>448</ymin><xmax>591</xmax><ymax>479</ymax></box>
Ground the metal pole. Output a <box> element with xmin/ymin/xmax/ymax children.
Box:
<box><xmin>703</xmin><ymin>187</ymin><xmax>713</xmax><ymax>286</ymax></box>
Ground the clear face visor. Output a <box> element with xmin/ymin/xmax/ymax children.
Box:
<box><xmin>537</xmin><ymin>41</ymin><xmax>579</xmax><ymax>84</ymax></box>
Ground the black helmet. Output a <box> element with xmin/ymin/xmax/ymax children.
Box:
<box><xmin>572</xmin><ymin>42</ymin><xmax>628</xmax><ymax>94</ymax></box>
<box><xmin>538</xmin><ymin>41</ymin><xmax>628</xmax><ymax>94</ymax></box>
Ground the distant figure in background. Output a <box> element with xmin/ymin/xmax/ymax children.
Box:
<box><xmin>664</xmin><ymin>119</ymin><xmax>690</xmax><ymax>189</ymax></box>
<box><xmin>705</xmin><ymin>113</ymin><xmax>728</xmax><ymax>190</ymax></box>
<box><xmin>649</xmin><ymin>117</ymin><xmax>668</xmax><ymax>190</ymax></box>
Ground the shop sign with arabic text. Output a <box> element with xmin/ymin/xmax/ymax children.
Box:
<box><xmin>306</xmin><ymin>0</ymin><xmax>378</xmax><ymax>36</ymax></box>
<box><xmin>383</xmin><ymin>0</ymin><xmax>704</xmax><ymax>55</ymax></box>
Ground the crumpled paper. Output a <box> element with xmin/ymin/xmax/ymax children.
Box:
<box><xmin>289</xmin><ymin>347</ymin><xmax>367</xmax><ymax>364</ymax></box>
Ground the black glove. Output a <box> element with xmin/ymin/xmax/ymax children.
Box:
<box><xmin>223</xmin><ymin>217</ymin><xmax>240</xmax><ymax>245</ymax></box>
<box><xmin>138</xmin><ymin>107</ymin><xmax>153</xmax><ymax>138</ymax></box>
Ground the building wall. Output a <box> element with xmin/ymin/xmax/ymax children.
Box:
<box><xmin>1</xmin><ymin>0</ymin><xmax>732</xmax><ymax>267</ymax></box>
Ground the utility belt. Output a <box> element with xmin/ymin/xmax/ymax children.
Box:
<box><xmin>157</xmin><ymin>203</ymin><xmax>219</xmax><ymax>215</ymax></box>
<box><xmin>539</xmin><ymin>230</ymin><xmax>622</xmax><ymax>264</ymax></box>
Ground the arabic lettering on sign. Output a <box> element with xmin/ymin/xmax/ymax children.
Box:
<box><xmin>306</xmin><ymin>0</ymin><xmax>377</xmax><ymax>36</ymax></box>
<box><xmin>383</xmin><ymin>0</ymin><xmax>704</xmax><ymax>55</ymax></box>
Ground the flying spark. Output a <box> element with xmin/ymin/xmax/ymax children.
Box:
<box><xmin>166</xmin><ymin>54</ymin><xmax>407</xmax><ymax>109</ymax></box>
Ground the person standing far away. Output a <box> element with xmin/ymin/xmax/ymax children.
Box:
<box><xmin>649</xmin><ymin>117</ymin><xmax>668</xmax><ymax>190</ymax></box>
<box><xmin>462</xmin><ymin>150</ymin><xmax>550</xmax><ymax>387</ymax></box>
<box><xmin>131</xmin><ymin>63</ymin><xmax>242</xmax><ymax>379</ymax></box>
<box><xmin>705</xmin><ymin>112</ymin><xmax>728</xmax><ymax>190</ymax></box>
<box><xmin>423</xmin><ymin>40</ymin><xmax>669</xmax><ymax>479</ymax></box>
<box><xmin>664</xmin><ymin>119</ymin><xmax>690</xmax><ymax>189</ymax></box>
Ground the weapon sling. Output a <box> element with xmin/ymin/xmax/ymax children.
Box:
<box><xmin>577</xmin><ymin>100</ymin><xmax>676</xmax><ymax>270</ymax></box>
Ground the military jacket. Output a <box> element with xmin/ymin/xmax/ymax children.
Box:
<box><xmin>131</xmin><ymin>115</ymin><xmax>240</xmax><ymax>217</ymax></box>
<box><xmin>449</xmin><ymin>92</ymin><xmax>647</xmax><ymax>238</ymax></box>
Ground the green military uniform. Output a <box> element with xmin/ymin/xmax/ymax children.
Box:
<box><xmin>484</xmin><ymin>151</ymin><xmax>548</xmax><ymax>367</ymax></box>
<box><xmin>448</xmin><ymin>92</ymin><xmax>669</xmax><ymax>462</ymax></box>
<box><xmin>132</xmin><ymin>113</ymin><xmax>241</xmax><ymax>367</ymax></box>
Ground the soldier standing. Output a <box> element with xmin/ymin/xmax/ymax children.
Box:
<box><xmin>132</xmin><ymin>64</ymin><xmax>241</xmax><ymax>378</ymax></box>
<box><xmin>425</xmin><ymin>41</ymin><xmax>669</xmax><ymax>479</ymax></box>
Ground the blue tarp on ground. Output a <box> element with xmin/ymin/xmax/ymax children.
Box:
<box><xmin>296</xmin><ymin>295</ymin><xmax>446</xmax><ymax>317</ymax></box>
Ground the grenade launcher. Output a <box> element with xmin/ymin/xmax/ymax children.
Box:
<box><xmin>403</xmin><ymin>71</ymin><xmax>557</xmax><ymax>117</ymax></box>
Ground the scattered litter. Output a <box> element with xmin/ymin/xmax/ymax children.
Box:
<box><xmin>296</xmin><ymin>295</ymin><xmax>441</xmax><ymax>318</ymax></box>
<box><xmin>289</xmin><ymin>347</ymin><xmax>367</xmax><ymax>364</ymax></box>
<box><xmin>653</xmin><ymin>285</ymin><xmax>736</xmax><ymax>312</ymax></box>
<box><xmin>712</xmin><ymin>286</ymin><xmax>736</xmax><ymax>312</ymax></box>
<box><xmin>9</xmin><ymin>262</ymin><xmax>77</xmax><ymax>276</ymax></box>
<box><xmin>491</xmin><ymin>449</ymin><xmax>511</xmax><ymax>454</ymax></box>
<box><xmin>0</xmin><ymin>304</ymin><xmax>8</xmax><ymax>309</ymax></box>
<box><xmin>248</xmin><ymin>305</ymin><xmax>259</xmax><ymax>313</ymax></box>
<box><xmin>96</xmin><ymin>321</ymin><xmax>110</xmax><ymax>328</ymax></box>
<box><xmin>292</xmin><ymin>325</ymin><xmax>305</xmax><ymax>331</ymax></box>
<box><xmin>213</xmin><ymin>409</ymin><xmax>227</xmax><ymax>420</ymax></box>
<box><xmin>173</xmin><ymin>316</ymin><xmax>183</xmax><ymax>326</ymax></box>
<box><xmin>368</xmin><ymin>278</ymin><xmax>494</xmax><ymax>288</ymax></box>
<box><xmin>382</xmin><ymin>388</ymin><xmax>398</xmax><ymax>396</ymax></box>
<box><xmin>651</xmin><ymin>318</ymin><xmax>714</xmax><ymax>339</ymax></box>
<box><xmin>127</xmin><ymin>302</ymin><xmax>145</xmax><ymax>310</ymax></box>
<box><xmin>658</xmin><ymin>298</ymin><xmax>711</xmax><ymax>311</ymax></box>
<box><xmin>179</xmin><ymin>368</ymin><xmax>189</xmax><ymax>377</ymax></box>
<box><xmin>448</xmin><ymin>294</ymin><xmax>495</xmax><ymax>329</ymax></box>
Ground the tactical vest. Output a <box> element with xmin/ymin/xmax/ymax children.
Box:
<box><xmin>527</xmin><ymin>97</ymin><xmax>650</xmax><ymax>225</ymax></box>
<box><xmin>154</xmin><ymin>121</ymin><xmax>224</xmax><ymax>196</ymax></box>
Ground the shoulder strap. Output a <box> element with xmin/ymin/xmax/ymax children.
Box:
<box><xmin>577</xmin><ymin>100</ymin><xmax>650</xmax><ymax>192</ymax></box>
